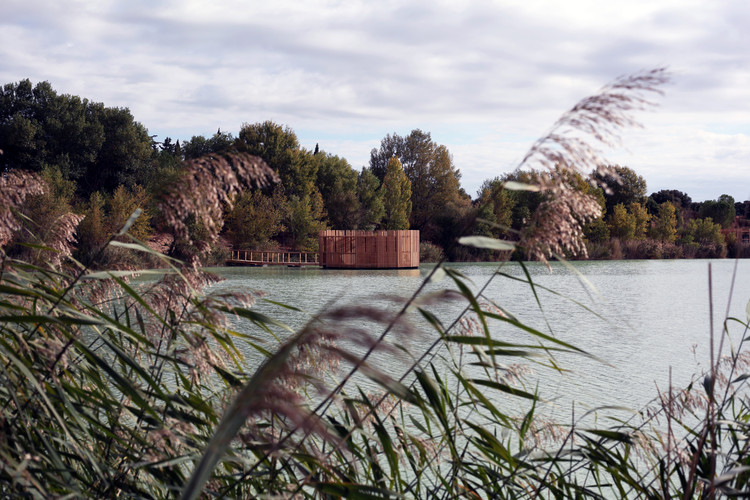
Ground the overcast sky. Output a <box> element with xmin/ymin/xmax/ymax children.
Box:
<box><xmin>2</xmin><ymin>0</ymin><xmax>749</xmax><ymax>202</ymax></box>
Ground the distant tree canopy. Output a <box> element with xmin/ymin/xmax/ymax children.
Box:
<box><xmin>369</xmin><ymin>129</ymin><xmax>465</xmax><ymax>233</ymax></box>
<box><xmin>357</xmin><ymin>168</ymin><xmax>385</xmax><ymax>231</ymax></box>
<box><xmin>314</xmin><ymin>152</ymin><xmax>360</xmax><ymax>230</ymax></box>
<box><xmin>0</xmin><ymin>79</ymin><xmax>154</xmax><ymax>197</ymax></box>
<box><xmin>475</xmin><ymin>177</ymin><xmax>516</xmax><ymax>240</ymax></box>
<box><xmin>3</xmin><ymin>79</ymin><xmax>749</xmax><ymax>261</ymax></box>
<box><xmin>649</xmin><ymin>189</ymin><xmax>692</xmax><ymax>211</ymax></box>
<box><xmin>593</xmin><ymin>165</ymin><xmax>648</xmax><ymax>215</ymax></box>
<box><xmin>236</xmin><ymin>121</ymin><xmax>310</xmax><ymax>197</ymax></box>
<box><xmin>699</xmin><ymin>195</ymin><xmax>736</xmax><ymax>229</ymax></box>
<box><xmin>650</xmin><ymin>201</ymin><xmax>678</xmax><ymax>242</ymax></box>
<box><xmin>381</xmin><ymin>157</ymin><xmax>412</xmax><ymax>230</ymax></box>
<box><xmin>182</xmin><ymin>130</ymin><xmax>235</xmax><ymax>160</ymax></box>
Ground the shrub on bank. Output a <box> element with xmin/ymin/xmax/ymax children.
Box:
<box><xmin>419</xmin><ymin>240</ymin><xmax>445</xmax><ymax>262</ymax></box>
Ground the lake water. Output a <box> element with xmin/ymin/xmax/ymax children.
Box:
<box><xmin>206</xmin><ymin>259</ymin><xmax>750</xmax><ymax>425</ymax></box>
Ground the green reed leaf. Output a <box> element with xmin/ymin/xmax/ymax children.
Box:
<box><xmin>457</xmin><ymin>236</ymin><xmax>516</xmax><ymax>251</ymax></box>
<box><xmin>471</xmin><ymin>379</ymin><xmax>538</xmax><ymax>400</ymax></box>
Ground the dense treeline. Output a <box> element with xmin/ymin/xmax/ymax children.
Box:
<box><xmin>1</xmin><ymin>79</ymin><xmax>748</xmax><ymax>267</ymax></box>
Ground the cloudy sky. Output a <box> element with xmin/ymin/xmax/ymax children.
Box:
<box><xmin>2</xmin><ymin>0</ymin><xmax>749</xmax><ymax>202</ymax></box>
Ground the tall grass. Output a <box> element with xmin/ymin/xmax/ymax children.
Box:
<box><xmin>1</xmin><ymin>70</ymin><xmax>749</xmax><ymax>498</ymax></box>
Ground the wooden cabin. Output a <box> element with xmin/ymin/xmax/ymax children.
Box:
<box><xmin>318</xmin><ymin>230</ymin><xmax>420</xmax><ymax>269</ymax></box>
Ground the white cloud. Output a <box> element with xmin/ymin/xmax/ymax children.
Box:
<box><xmin>2</xmin><ymin>0</ymin><xmax>749</xmax><ymax>202</ymax></box>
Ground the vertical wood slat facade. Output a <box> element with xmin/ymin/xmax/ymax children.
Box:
<box><xmin>318</xmin><ymin>230</ymin><xmax>420</xmax><ymax>269</ymax></box>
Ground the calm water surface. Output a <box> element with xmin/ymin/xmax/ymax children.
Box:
<box><xmin>207</xmin><ymin>259</ymin><xmax>750</xmax><ymax>422</ymax></box>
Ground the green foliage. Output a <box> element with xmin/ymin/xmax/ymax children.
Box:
<box><xmin>286</xmin><ymin>191</ymin><xmax>328</xmax><ymax>250</ymax></box>
<box><xmin>699</xmin><ymin>195</ymin><xmax>736</xmax><ymax>228</ymax></box>
<box><xmin>236</xmin><ymin>121</ymin><xmax>311</xmax><ymax>197</ymax></box>
<box><xmin>628</xmin><ymin>202</ymin><xmax>651</xmax><ymax>239</ymax></box>
<box><xmin>4</xmin><ymin>165</ymin><xmax>77</xmax><ymax>265</ymax></box>
<box><xmin>476</xmin><ymin>177</ymin><xmax>517</xmax><ymax>239</ymax></box>
<box><xmin>594</xmin><ymin>165</ymin><xmax>648</xmax><ymax>215</ymax></box>
<box><xmin>0</xmin><ymin>79</ymin><xmax>154</xmax><ymax>197</ymax></box>
<box><xmin>76</xmin><ymin>192</ymin><xmax>108</xmax><ymax>264</ymax></box>
<box><xmin>314</xmin><ymin>152</ymin><xmax>360</xmax><ymax>229</ymax></box>
<box><xmin>369</xmin><ymin>130</ymin><xmax>465</xmax><ymax>234</ymax></box>
<box><xmin>607</xmin><ymin>203</ymin><xmax>636</xmax><ymax>240</ymax></box>
<box><xmin>649</xmin><ymin>189</ymin><xmax>692</xmax><ymax>212</ymax></box>
<box><xmin>224</xmin><ymin>188</ymin><xmax>287</xmax><ymax>249</ymax></box>
<box><xmin>684</xmin><ymin>217</ymin><xmax>725</xmax><ymax>246</ymax></box>
<box><xmin>381</xmin><ymin>157</ymin><xmax>412</xmax><ymax>230</ymax></box>
<box><xmin>357</xmin><ymin>168</ymin><xmax>385</xmax><ymax>230</ymax></box>
<box><xmin>419</xmin><ymin>241</ymin><xmax>445</xmax><ymax>262</ymax></box>
<box><xmin>584</xmin><ymin>216</ymin><xmax>610</xmax><ymax>243</ymax></box>
<box><xmin>108</xmin><ymin>185</ymin><xmax>152</xmax><ymax>241</ymax></box>
<box><xmin>74</xmin><ymin>186</ymin><xmax>152</xmax><ymax>267</ymax></box>
<box><xmin>650</xmin><ymin>201</ymin><xmax>678</xmax><ymax>242</ymax></box>
<box><xmin>181</xmin><ymin>130</ymin><xmax>235</xmax><ymax>160</ymax></box>
<box><xmin>503</xmin><ymin>170</ymin><xmax>545</xmax><ymax>230</ymax></box>
<box><xmin>0</xmin><ymin>249</ymin><xmax>266</xmax><ymax>497</ymax></box>
<box><xmin>604</xmin><ymin>201</ymin><xmax>651</xmax><ymax>243</ymax></box>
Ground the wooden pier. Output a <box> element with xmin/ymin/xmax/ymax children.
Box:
<box><xmin>227</xmin><ymin>230</ymin><xmax>420</xmax><ymax>269</ymax></box>
<box><xmin>227</xmin><ymin>250</ymin><xmax>319</xmax><ymax>267</ymax></box>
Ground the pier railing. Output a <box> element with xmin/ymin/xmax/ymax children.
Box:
<box><xmin>228</xmin><ymin>250</ymin><xmax>319</xmax><ymax>267</ymax></box>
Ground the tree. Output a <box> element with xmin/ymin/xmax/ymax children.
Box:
<box><xmin>475</xmin><ymin>177</ymin><xmax>517</xmax><ymax>239</ymax></box>
<box><xmin>75</xmin><ymin>192</ymin><xmax>109</xmax><ymax>265</ymax></box>
<box><xmin>649</xmin><ymin>201</ymin><xmax>678</xmax><ymax>242</ymax></box>
<box><xmin>108</xmin><ymin>184</ymin><xmax>152</xmax><ymax>241</ymax></box>
<box><xmin>182</xmin><ymin>131</ymin><xmax>235</xmax><ymax>160</ymax></box>
<box><xmin>494</xmin><ymin>170</ymin><xmax>546</xmax><ymax>231</ymax></box>
<box><xmin>236</xmin><ymin>121</ymin><xmax>311</xmax><ymax>197</ymax></box>
<box><xmin>736</xmin><ymin>200</ymin><xmax>750</xmax><ymax>218</ymax></box>
<box><xmin>357</xmin><ymin>168</ymin><xmax>384</xmax><ymax>230</ymax></box>
<box><xmin>381</xmin><ymin>157</ymin><xmax>411</xmax><ymax>230</ymax></box>
<box><xmin>74</xmin><ymin>185</ymin><xmax>152</xmax><ymax>266</ymax></box>
<box><xmin>584</xmin><ymin>217</ymin><xmax>610</xmax><ymax>243</ymax></box>
<box><xmin>699</xmin><ymin>195</ymin><xmax>736</xmax><ymax>228</ymax></box>
<box><xmin>628</xmin><ymin>202</ymin><xmax>651</xmax><ymax>239</ymax></box>
<box><xmin>607</xmin><ymin>203</ymin><xmax>636</xmax><ymax>240</ymax></box>
<box><xmin>369</xmin><ymin>130</ymin><xmax>464</xmax><ymax>231</ymax></box>
<box><xmin>684</xmin><ymin>217</ymin><xmax>725</xmax><ymax>246</ymax></box>
<box><xmin>0</xmin><ymin>79</ymin><xmax>153</xmax><ymax>197</ymax></box>
<box><xmin>148</xmin><ymin>137</ymin><xmax>185</xmax><ymax>193</ymax></box>
<box><xmin>593</xmin><ymin>165</ymin><xmax>647</xmax><ymax>215</ymax></box>
<box><xmin>224</xmin><ymin>188</ymin><xmax>287</xmax><ymax>249</ymax></box>
<box><xmin>314</xmin><ymin>152</ymin><xmax>360</xmax><ymax>230</ymax></box>
<box><xmin>286</xmin><ymin>191</ymin><xmax>327</xmax><ymax>250</ymax></box>
<box><xmin>649</xmin><ymin>189</ymin><xmax>692</xmax><ymax>211</ymax></box>
<box><xmin>235</xmin><ymin>122</ymin><xmax>328</xmax><ymax>245</ymax></box>
<box><xmin>88</xmin><ymin>106</ymin><xmax>154</xmax><ymax>194</ymax></box>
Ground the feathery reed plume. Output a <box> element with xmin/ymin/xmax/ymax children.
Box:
<box><xmin>45</xmin><ymin>212</ymin><xmax>85</xmax><ymax>268</ymax></box>
<box><xmin>155</xmin><ymin>152</ymin><xmax>279</xmax><ymax>268</ymax></box>
<box><xmin>521</xmin><ymin>68</ymin><xmax>668</xmax><ymax>172</ymax></box>
<box><xmin>0</xmin><ymin>170</ymin><xmax>47</xmax><ymax>248</ymax></box>
<box><xmin>517</xmin><ymin>68</ymin><xmax>669</xmax><ymax>261</ymax></box>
